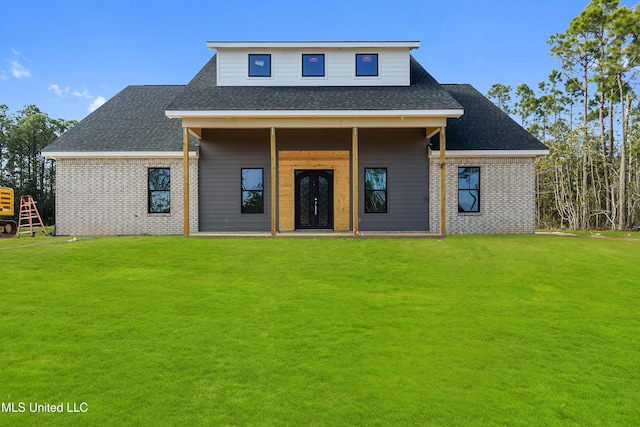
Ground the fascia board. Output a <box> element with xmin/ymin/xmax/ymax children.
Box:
<box><xmin>207</xmin><ymin>41</ymin><xmax>421</xmax><ymax>50</ymax></box>
<box><xmin>42</xmin><ymin>151</ymin><xmax>199</xmax><ymax>159</ymax></box>
<box><xmin>429</xmin><ymin>149</ymin><xmax>549</xmax><ymax>158</ymax></box>
<box><xmin>166</xmin><ymin>109</ymin><xmax>464</xmax><ymax>119</ymax></box>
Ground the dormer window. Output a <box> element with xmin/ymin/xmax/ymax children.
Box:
<box><xmin>302</xmin><ymin>54</ymin><xmax>325</xmax><ymax>77</ymax></box>
<box><xmin>356</xmin><ymin>54</ymin><xmax>378</xmax><ymax>77</ymax></box>
<box><xmin>248</xmin><ymin>54</ymin><xmax>271</xmax><ymax>77</ymax></box>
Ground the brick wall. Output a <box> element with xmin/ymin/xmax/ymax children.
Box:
<box><xmin>429</xmin><ymin>156</ymin><xmax>536</xmax><ymax>234</ymax></box>
<box><xmin>54</xmin><ymin>157</ymin><xmax>198</xmax><ymax>235</ymax></box>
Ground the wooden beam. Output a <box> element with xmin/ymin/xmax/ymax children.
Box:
<box><xmin>439</xmin><ymin>126</ymin><xmax>446</xmax><ymax>236</ymax></box>
<box><xmin>426</xmin><ymin>127</ymin><xmax>440</xmax><ymax>139</ymax></box>
<box><xmin>270</xmin><ymin>127</ymin><xmax>277</xmax><ymax>236</ymax></box>
<box><xmin>183</xmin><ymin>127</ymin><xmax>190</xmax><ymax>237</ymax></box>
<box><xmin>352</xmin><ymin>127</ymin><xmax>359</xmax><ymax>234</ymax></box>
<box><xmin>188</xmin><ymin>128</ymin><xmax>202</xmax><ymax>139</ymax></box>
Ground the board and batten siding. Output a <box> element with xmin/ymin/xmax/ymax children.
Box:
<box><xmin>358</xmin><ymin>129</ymin><xmax>430</xmax><ymax>232</ymax></box>
<box><xmin>216</xmin><ymin>48</ymin><xmax>411</xmax><ymax>87</ymax></box>
<box><xmin>199</xmin><ymin>129</ymin><xmax>271</xmax><ymax>232</ymax></box>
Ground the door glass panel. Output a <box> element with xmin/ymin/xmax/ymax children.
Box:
<box><xmin>317</xmin><ymin>175</ymin><xmax>329</xmax><ymax>227</ymax></box>
<box><xmin>298</xmin><ymin>175</ymin><xmax>310</xmax><ymax>227</ymax></box>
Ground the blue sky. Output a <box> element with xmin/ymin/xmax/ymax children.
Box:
<box><xmin>0</xmin><ymin>0</ymin><xmax>626</xmax><ymax>122</ymax></box>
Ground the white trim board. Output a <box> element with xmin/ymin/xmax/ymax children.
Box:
<box><xmin>166</xmin><ymin>109</ymin><xmax>464</xmax><ymax>119</ymax></box>
<box><xmin>429</xmin><ymin>150</ymin><xmax>549</xmax><ymax>158</ymax></box>
<box><xmin>207</xmin><ymin>41</ymin><xmax>421</xmax><ymax>50</ymax></box>
<box><xmin>42</xmin><ymin>151</ymin><xmax>199</xmax><ymax>159</ymax></box>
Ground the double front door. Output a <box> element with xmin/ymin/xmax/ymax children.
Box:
<box><xmin>295</xmin><ymin>170</ymin><xmax>333</xmax><ymax>229</ymax></box>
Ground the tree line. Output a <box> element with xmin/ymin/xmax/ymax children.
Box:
<box><xmin>488</xmin><ymin>0</ymin><xmax>640</xmax><ymax>230</ymax></box>
<box><xmin>0</xmin><ymin>104</ymin><xmax>76</xmax><ymax>224</ymax></box>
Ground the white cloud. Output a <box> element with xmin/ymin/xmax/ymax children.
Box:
<box><xmin>8</xmin><ymin>49</ymin><xmax>30</xmax><ymax>78</ymax></box>
<box><xmin>48</xmin><ymin>84</ymin><xmax>69</xmax><ymax>96</ymax></box>
<box><xmin>49</xmin><ymin>83</ymin><xmax>106</xmax><ymax>113</ymax></box>
<box><xmin>10</xmin><ymin>60</ymin><xmax>30</xmax><ymax>78</ymax></box>
<box><xmin>73</xmin><ymin>89</ymin><xmax>92</xmax><ymax>99</ymax></box>
<box><xmin>2</xmin><ymin>49</ymin><xmax>31</xmax><ymax>80</ymax></box>
<box><xmin>89</xmin><ymin>96</ymin><xmax>106</xmax><ymax>112</ymax></box>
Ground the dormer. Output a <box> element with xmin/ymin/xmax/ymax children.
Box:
<box><xmin>207</xmin><ymin>41</ymin><xmax>420</xmax><ymax>87</ymax></box>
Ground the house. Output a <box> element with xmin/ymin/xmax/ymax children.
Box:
<box><xmin>42</xmin><ymin>41</ymin><xmax>548</xmax><ymax>236</ymax></box>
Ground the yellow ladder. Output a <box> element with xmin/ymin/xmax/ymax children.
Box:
<box><xmin>18</xmin><ymin>195</ymin><xmax>47</xmax><ymax>238</ymax></box>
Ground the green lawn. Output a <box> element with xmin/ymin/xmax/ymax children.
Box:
<box><xmin>1</xmin><ymin>234</ymin><xmax>638</xmax><ymax>426</ymax></box>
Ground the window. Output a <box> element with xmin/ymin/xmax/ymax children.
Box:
<box><xmin>302</xmin><ymin>54</ymin><xmax>325</xmax><ymax>77</ymax></box>
<box><xmin>364</xmin><ymin>168</ymin><xmax>387</xmax><ymax>213</ymax></box>
<box><xmin>356</xmin><ymin>54</ymin><xmax>378</xmax><ymax>76</ymax></box>
<box><xmin>241</xmin><ymin>168</ymin><xmax>264</xmax><ymax>213</ymax></box>
<box><xmin>458</xmin><ymin>167</ymin><xmax>480</xmax><ymax>213</ymax></box>
<box><xmin>248</xmin><ymin>54</ymin><xmax>271</xmax><ymax>77</ymax></box>
<box><xmin>148</xmin><ymin>168</ymin><xmax>170</xmax><ymax>213</ymax></box>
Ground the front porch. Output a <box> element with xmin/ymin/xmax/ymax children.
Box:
<box><xmin>181</xmin><ymin>125</ymin><xmax>450</xmax><ymax>236</ymax></box>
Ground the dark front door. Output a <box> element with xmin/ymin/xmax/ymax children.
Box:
<box><xmin>295</xmin><ymin>170</ymin><xmax>333</xmax><ymax>229</ymax></box>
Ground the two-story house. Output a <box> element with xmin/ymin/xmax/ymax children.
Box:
<box><xmin>43</xmin><ymin>41</ymin><xmax>548</xmax><ymax>236</ymax></box>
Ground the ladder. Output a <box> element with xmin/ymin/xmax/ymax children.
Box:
<box><xmin>18</xmin><ymin>195</ymin><xmax>47</xmax><ymax>238</ymax></box>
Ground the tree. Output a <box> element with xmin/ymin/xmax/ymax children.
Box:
<box><xmin>3</xmin><ymin>105</ymin><xmax>75</xmax><ymax>223</ymax></box>
<box><xmin>487</xmin><ymin>83</ymin><xmax>512</xmax><ymax>114</ymax></box>
<box><xmin>0</xmin><ymin>104</ymin><xmax>13</xmax><ymax>186</ymax></box>
<box><xmin>514</xmin><ymin>83</ymin><xmax>539</xmax><ymax>129</ymax></box>
<box><xmin>490</xmin><ymin>0</ymin><xmax>640</xmax><ymax>230</ymax></box>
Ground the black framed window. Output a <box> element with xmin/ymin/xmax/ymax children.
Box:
<box><xmin>458</xmin><ymin>167</ymin><xmax>480</xmax><ymax>213</ymax></box>
<box><xmin>356</xmin><ymin>54</ymin><xmax>378</xmax><ymax>76</ymax></box>
<box><xmin>364</xmin><ymin>168</ymin><xmax>387</xmax><ymax>213</ymax></box>
<box><xmin>302</xmin><ymin>54</ymin><xmax>325</xmax><ymax>77</ymax></box>
<box><xmin>148</xmin><ymin>168</ymin><xmax>170</xmax><ymax>213</ymax></box>
<box><xmin>248</xmin><ymin>54</ymin><xmax>271</xmax><ymax>77</ymax></box>
<box><xmin>241</xmin><ymin>168</ymin><xmax>264</xmax><ymax>213</ymax></box>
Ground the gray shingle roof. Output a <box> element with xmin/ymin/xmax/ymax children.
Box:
<box><xmin>434</xmin><ymin>84</ymin><xmax>548</xmax><ymax>151</ymax></box>
<box><xmin>43</xmin><ymin>85</ymin><xmax>193</xmax><ymax>153</ymax></box>
<box><xmin>44</xmin><ymin>60</ymin><xmax>546</xmax><ymax>154</ymax></box>
<box><xmin>165</xmin><ymin>55</ymin><xmax>463</xmax><ymax>111</ymax></box>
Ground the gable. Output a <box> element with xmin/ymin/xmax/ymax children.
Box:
<box><xmin>210</xmin><ymin>41</ymin><xmax>420</xmax><ymax>87</ymax></box>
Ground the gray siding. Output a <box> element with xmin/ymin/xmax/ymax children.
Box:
<box><xmin>199</xmin><ymin>129</ymin><xmax>271</xmax><ymax>231</ymax></box>
<box><xmin>199</xmin><ymin>127</ymin><xmax>430</xmax><ymax>232</ymax></box>
<box><xmin>358</xmin><ymin>129</ymin><xmax>429</xmax><ymax>231</ymax></box>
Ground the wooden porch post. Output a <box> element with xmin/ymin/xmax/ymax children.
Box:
<box><xmin>352</xmin><ymin>127</ymin><xmax>359</xmax><ymax>234</ymax></box>
<box><xmin>183</xmin><ymin>127</ymin><xmax>190</xmax><ymax>237</ymax></box>
<box><xmin>439</xmin><ymin>126</ymin><xmax>446</xmax><ymax>236</ymax></box>
<box><xmin>270</xmin><ymin>127</ymin><xmax>277</xmax><ymax>236</ymax></box>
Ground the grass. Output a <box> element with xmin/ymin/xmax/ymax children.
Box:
<box><xmin>1</xmin><ymin>233</ymin><xmax>639</xmax><ymax>426</ymax></box>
